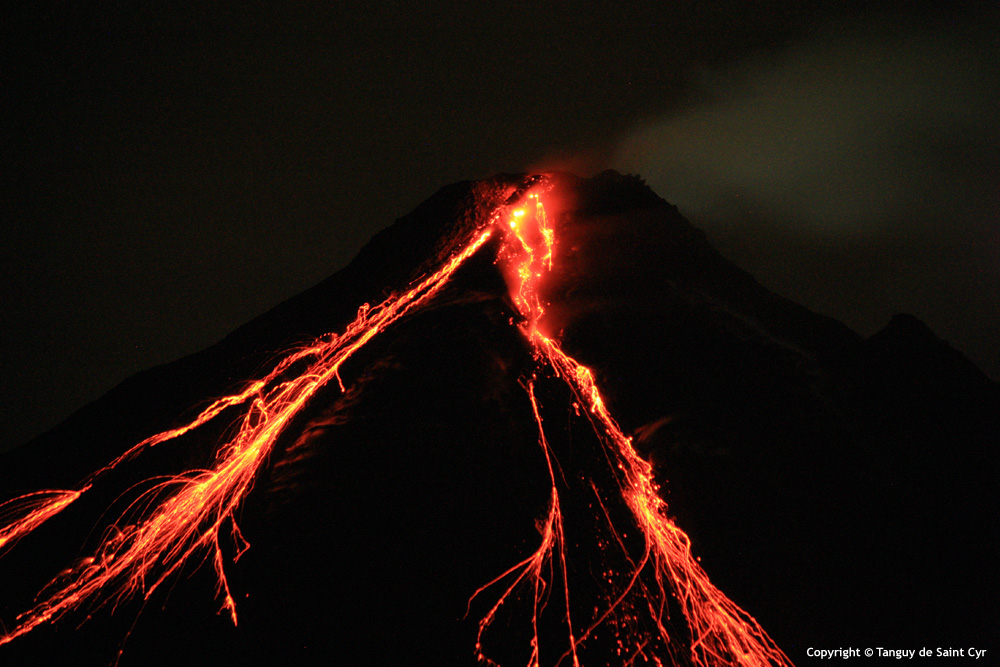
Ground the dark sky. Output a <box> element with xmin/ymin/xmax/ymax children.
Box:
<box><xmin>3</xmin><ymin>1</ymin><xmax>997</xmax><ymax>451</ymax></box>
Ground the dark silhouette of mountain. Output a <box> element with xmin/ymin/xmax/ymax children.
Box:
<box><xmin>0</xmin><ymin>171</ymin><xmax>996</xmax><ymax>665</ymax></box>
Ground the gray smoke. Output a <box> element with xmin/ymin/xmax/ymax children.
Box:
<box><xmin>611</xmin><ymin>17</ymin><xmax>1000</xmax><ymax>379</ymax></box>
<box><xmin>614</xmin><ymin>20</ymin><xmax>998</xmax><ymax>234</ymax></box>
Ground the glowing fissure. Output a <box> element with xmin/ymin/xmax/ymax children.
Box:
<box><xmin>0</xmin><ymin>180</ymin><xmax>792</xmax><ymax>666</ymax></box>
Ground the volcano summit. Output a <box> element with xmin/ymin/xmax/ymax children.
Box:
<box><xmin>0</xmin><ymin>172</ymin><xmax>996</xmax><ymax>666</ymax></box>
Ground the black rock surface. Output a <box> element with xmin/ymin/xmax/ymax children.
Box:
<box><xmin>1</xmin><ymin>171</ymin><xmax>996</xmax><ymax>666</ymax></box>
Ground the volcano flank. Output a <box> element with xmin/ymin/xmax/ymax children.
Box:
<box><xmin>0</xmin><ymin>172</ymin><xmax>996</xmax><ymax>666</ymax></box>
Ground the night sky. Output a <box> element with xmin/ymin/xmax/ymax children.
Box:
<box><xmin>3</xmin><ymin>1</ymin><xmax>998</xmax><ymax>451</ymax></box>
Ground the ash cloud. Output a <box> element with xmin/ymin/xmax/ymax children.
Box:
<box><xmin>614</xmin><ymin>20</ymin><xmax>998</xmax><ymax>234</ymax></box>
<box><xmin>612</xmin><ymin>16</ymin><xmax>1000</xmax><ymax>378</ymax></box>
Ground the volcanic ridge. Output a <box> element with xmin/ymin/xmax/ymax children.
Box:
<box><xmin>0</xmin><ymin>171</ymin><xmax>996</xmax><ymax>666</ymax></box>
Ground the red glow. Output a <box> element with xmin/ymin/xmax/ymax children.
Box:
<box><xmin>0</xmin><ymin>489</ymin><xmax>86</xmax><ymax>553</ymax></box>
<box><xmin>0</xmin><ymin>228</ymin><xmax>493</xmax><ymax>646</ymax></box>
<box><xmin>0</xmin><ymin>180</ymin><xmax>792</xmax><ymax>666</ymax></box>
<box><xmin>469</xmin><ymin>379</ymin><xmax>580</xmax><ymax>667</ymax></box>
<box><xmin>470</xmin><ymin>189</ymin><xmax>793</xmax><ymax>666</ymax></box>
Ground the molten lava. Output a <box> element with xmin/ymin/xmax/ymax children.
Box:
<box><xmin>0</xmin><ymin>228</ymin><xmax>493</xmax><ymax>645</ymax></box>
<box><xmin>0</xmin><ymin>178</ymin><xmax>792</xmax><ymax>666</ymax></box>
<box><xmin>470</xmin><ymin>189</ymin><xmax>793</xmax><ymax>667</ymax></box>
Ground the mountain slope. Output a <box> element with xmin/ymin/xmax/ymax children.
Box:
<box><xmin>0</xmin><ymin>171</ymin><xmax>996</xmax><ymax>665</ymax></box>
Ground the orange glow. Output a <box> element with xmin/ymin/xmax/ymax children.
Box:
<box><xmin>0</xmin><ymin>228</ymin><xmax>493</xmax><ymax>646</ymax></box>
<box><xmin>470</xmin><ymin>188</ymin><xmax>793</xmax><ymax>666</ymax></box>
<box><xmin>0</xmin><ymin>181</ymin><xmax>792</xmax><ymax>666</ymax></box>
<box><xmin>0</xmin><ymin>489</ymin><xmax>86</xmax><ymax>553</ymax></box>
<box><xmin>468</xmin><ymin>379</ymin><xmax>580</xmax><ymax>667</ymax></box>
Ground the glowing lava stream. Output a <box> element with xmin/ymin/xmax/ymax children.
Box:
<box><xmin>470</xmin><ymin>192</ymin><xmax>794</xmax><ymax>666</ymax></box>
<box><xmin>0</xmin><ymin>181</ymin><xmax>792</xmax><ymax>666</ymax></box>
<box><xmin>0</xmin><ymin>224</ymin><xmax>494</xmax><ymax>646</ymax></box>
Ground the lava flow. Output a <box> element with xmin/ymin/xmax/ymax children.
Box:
<box><xmin>0</xmin><ymin>178</ymin><xmax>792</xmax><ymax>666</ymax></box>
<box><xmin>470</xmin><ymin>190</ymin><xmax>793</xmax><ymax>667</ymax></box>
<box><xmin>0</xmin><ymin>224</ymin><xmax>494</xmax><ymax>646</ymax></box>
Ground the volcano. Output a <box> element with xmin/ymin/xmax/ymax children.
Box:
<box><xmin>0</xmin><ymin>171</ymin><xmax>996</xmax><ymax>666</ymax></box>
